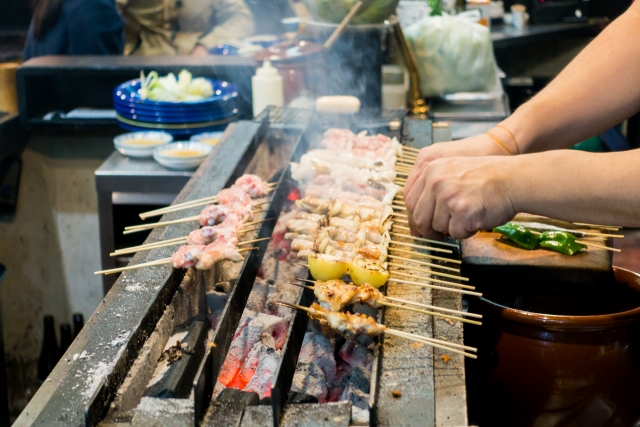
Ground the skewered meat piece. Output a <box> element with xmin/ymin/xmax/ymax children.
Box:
<box><xmin>296</xmin><ymin>212</ymin><xmax>327</xmax><ymax>225</ymax></box>
<box><xmin>308</xmin><ymin>303</ymin><xmax>386</xmax><ymax>340</ymax></box>
<box><xmin>291</xmin><ymin>239</ymin><xmax>317</xmax><ymax>252</ymax></box>
<box><xmin>199</xmin><ymin>204</ymin><xmax>231</xmax><ymax>227</ymax></box>
<box><xmin>233</xmin><ymin>174</ymin><xmax>270</xmax><ymax>198</ymax></box>
<box><xmin>313</xmin><ymin>280</ymin><xmax>358</xmax><ymax>311</ymax></box>
<box><xmin>300</xmin><ymin>149</ymin><xmax>394</xmax><ymax>172</ymax></box>
<box><xmin>296</xmin><ymin>197</ymin><xmax>332</xmax><ymax>214</ymax></box>
<box><xmin>199</xmin><ymin>201</ymin><xmax>253</xmax><ymax>226</ymax></box>
<box><xmin>284</xmin><ymin>232</ymin><xmax>314</xmax><ymax>242</ymax></box>
<box><xmin>216</xmin><ymin>187</ymin><xmax>252</xmax><ymax>206</ymax></box>
<box><xmin>171</xmin><ymin>245</ymin><xmax>206</xmax><ymax>268</ymax></box>
<box><xmin>286</xmin><ymin>219</ymin><xmax>320</xmax><ymax>236</ymax></box>
<box><xmin>187</xmin><ymin>224</ymin><xmax>238</xmax><ymax>245</ymax></box>
<box><xmin>313</xmin><ymin>280</ymin><xmax>384</xmax><ymax>311</ymax></box>
<box><xmin>291</xmin><ymin>161</ymin><xmax>396</xmax><ymax>185</ymax></box>
<box><xmin>196</xmin><ymin>233</ymin><xmax>242</xmax><ymax>270</ymax></box>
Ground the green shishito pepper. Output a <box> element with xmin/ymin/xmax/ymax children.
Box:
<box><xmin>538</xmin><ymin>231</ymin><xmax>586</xmax><ymax>256</ymax></box>
<box><xmin>492</xmin><ymin>223</ymin><xmax>539</xmax><ymax>250</ymax></box>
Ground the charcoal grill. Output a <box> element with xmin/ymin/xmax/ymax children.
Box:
<box><xmin>18</xmin><ymin>108</ymin><xmax>468</xmax><ymax>427</ymax></box>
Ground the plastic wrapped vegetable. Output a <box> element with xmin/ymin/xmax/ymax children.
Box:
<box><xmin>493</xmin><ymin>223</ymin><xmax>539</xmax><ymax>250</ymax></box>
<box><xmin>538</xmin><ymin>231</ymin><xmax>586</xmax><ymax>256</ymax></box>
<box><xmin>404</xmin><ymin>11</ymin><xmax>498</xmax><ymax>97</ymax></box>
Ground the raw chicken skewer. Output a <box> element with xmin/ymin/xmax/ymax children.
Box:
<box><xmin>139</xmin><ymin>175</ymin><xmax>276</xmax><ymax>219</ymax></box>
<box><xmin>293</xmin><ymin>279</ymin><xmax>482</xmax><ymax>326</ymax></box>
<box><xmin>95</xmin><ymin>246</ymin><xmax>258</xmax><ymax>275</ymax></box>
<box><xmin>276</xmin><ymin>302</ymin><xmax>477</xmax><ymax>359</ymax></box>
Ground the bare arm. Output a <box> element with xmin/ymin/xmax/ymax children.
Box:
<box><xmin>405</xmin><ymin>3</ymin><xmax>640</xmax><ymax>196</ymax></box>
<box><xmin>404</xmin><ymin>3</ymin><xmax>640</xmax><ymax>238</ymax></box>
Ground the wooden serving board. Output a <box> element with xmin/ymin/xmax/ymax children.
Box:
<box><xmin>461</xmin><ymin>231</ymin><xmax>613</xmax><ymax>287</ymax></box>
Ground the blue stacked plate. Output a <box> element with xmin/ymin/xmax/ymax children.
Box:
<box><xmin>112</xmin><ymin>78</ymin><xmax>240</xmax><ymax>136</ymax></box>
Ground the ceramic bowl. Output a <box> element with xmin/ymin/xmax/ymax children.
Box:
<box><xmin>113</xmin><ymin>131</ymin><xmax>173</xmax><ymax>158</ymax></box>
<box><xmin>153</xmin><ymin>142</ymin><xmax>213</xmax><ymax>170</ymax></box>
<box><xmin>190</xmin><ymin>131</ymin><xmax>225</xmax><ymax>146</ymax></box>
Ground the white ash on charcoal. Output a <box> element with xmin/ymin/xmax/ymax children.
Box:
<box><xmin>339</xmin><ymin>340</ymin><xmax>372</xmax><ymax>372</ymax></box>
<box><xmin>338</xmin><ymin>367</ymin><xmax>371</xmax><ymax>411</ymax></box>
<box><xmin>245</xmin><ymin>279</ymin><xmax>277</xmax><ymax>313</ymax></box>
<box><xmin>146</xmin><ymin>331</ymin><xmax>188</xmax><ymax>389</ymax></box>
<box><xmin>242</xmin><ymin>345</ymin><xmax>281</xmax><ymax>398</ymax></box>
<box><xmin>215</xmin><ymin>310</ymin><xmax>289</xmax><ymax>394</ymax></box>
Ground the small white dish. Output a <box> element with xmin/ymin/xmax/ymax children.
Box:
<box><xmin>153</xmin><ymin>142</ymin><xmax>213</xmax><ymax>170</ymax></box>
<box><xmin>190</xmin><ymin>131</ymin><xmax>224</xmax><ymax>146</ymax></box>
<box><xmin>114</xmin><ymin>131</ymin><xmax>173</xmax><ymax>158</ymax></box>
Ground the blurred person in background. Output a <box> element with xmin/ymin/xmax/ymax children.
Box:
<box><xmin>117</xmin><ymin>0</ymin><xmax>254</xmax><ymax>56</ymax></box>
<box><xmin>23</xmin><ymin>0</ymin><xmax>124</xmax><ymax>60</ymax></box>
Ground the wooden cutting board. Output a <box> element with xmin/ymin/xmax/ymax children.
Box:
<box><xmin>461</xmin><ymin>230</ymin><xmax>613</xmax><ymax>287</ymax></box>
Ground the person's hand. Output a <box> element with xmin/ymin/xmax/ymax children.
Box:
<box><xmin>404</xmin><ymin>155</ymin><xmax>518</xmax><ymax>240</ymax></box>
<box><xmin>191</xmin><ymin>44</ymin><xmax>210</xmax><ymax>56</ymax></box>
<box><xmin>404</xmin><ymin>133</ymin><xmax>512</xmax><ymax>199</ymax></box>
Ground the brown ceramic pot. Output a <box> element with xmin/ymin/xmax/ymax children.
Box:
<box><xmin>467</xmin><ymin>267</ymin><xmax>640</xmax><ymax>427</ymax></box>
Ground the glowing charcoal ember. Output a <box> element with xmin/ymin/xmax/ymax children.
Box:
<box><xmin>171</xmin><ymin>245</ymin><xmax>205</xmax><ymax>268</ymax></box>
<box><xmin>242</xmin><ymin>346</ymin><xmax>281</xmax><ymax>398</ymax></box>
<box><xmin>339</xmin><ymin>341</ymin><xmax>372</xmax><ymax>371</ymax></box>
<box><xmin>217</xmin><ymin>311</ymin><xmax>288</xmax><ymax>387</ymax></box>
<box><xmin>233</xmin><ymin>174</ymin><xmax>270</xmax><ymax>198</ymax></box>
<box><xmin>228</xmin><ymin>341</ymin><xmax>266</xmax><ymax>389</ymax></box>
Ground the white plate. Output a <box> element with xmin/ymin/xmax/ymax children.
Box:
<box><xmin>114</xmin><ymin>131</ymin><xmax>173</xmax><ymax>158</ymax></box>
<box><xmin>190</xmin><ymin>131</ymin><xmax>225</xmax><ymax>146</ymax></box>
<box><xmin>153</xmin><ymin>142</ymin><xmax>213</xmax><ymax>170</ymax></box>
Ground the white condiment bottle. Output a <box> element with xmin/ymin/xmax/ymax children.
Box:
<box><xmin>251</xmin><ymin>60</ymin><xmax>284</xmax><ymax>117</ymax></box>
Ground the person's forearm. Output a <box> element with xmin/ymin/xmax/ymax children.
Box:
<box><xmin>498</xmin><ymin>4</ymin><xmax>640</xmax><ymax>154</ymax></box>
<box><xmin>508</xmin><ymin>149</ymin><xmax>640</xmax><ymax>226</ymax></box>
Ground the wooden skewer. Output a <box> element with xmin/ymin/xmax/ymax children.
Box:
<box><xmin>385</xmin><ymin>296</ymin><xmax>482</xmax><ymax>319</ymax></box>
<box><xmin>390</xmin><ymin>239</ymin><xmax>453</xmax><ymax>254</ymax></box>
<box><xmin>391</xmin><ymin>204</ymin><xmax>407</xmax><ymax>211</ymax></box>
<box><xmin>575</xmin><ymin>240</ymin><xmax>621</xmax><ymax>252</ymax></box>
<box><xmin>572</xmin><ymin>222</ymin><xmax>620</xmax><ymax>231</ymax></box>
<box><xmin>390</xmin><ymin>232</ymin><xmax>458</xmax><ymax>248</ymax></box>
<box><xmin>389</xmin><ymin>247</ymin><xmax>462</xmax><ymax>264</ymax></box>
<box><xmin>395</xmin><ymin>200</ymin><xmax>406</xmax><ymax>205</ymax></box>
<box><xmin>395</xmin><ymin>172</ymin><xmax>410</xmax><ymax>177</ymax></box>
<box><xmin>394</xmin><ymin>218</ymin><xmax>410</xmax><ymax>225</ymax></box>
<box><xmin>124</xmin><ymin>216</ymin><xmax>200</xmax><ymax>233</ymax></box>
<box><xmin>388</xmin><ymin>278</ymin><xmax>482</xmax><ymax>297</ymax></box>
<box><xmin>402</xmin><ymin>146</ymin><xmax>421</xmax><ymax>152</ymax></box>
<box><xmin>113</xmin><ymin>226</ymin><xmax>260</xmax><ymax>254</ymax></box>
<box><xmin>390</xmin><ymin>270</ymin><xmax>475</xmax><ymax>290</ymax></box>
<box><xmin>111</xmin><ymin>239</ymin><xmax>185</xmax><ymax>256</ymax></box>
<box><xmin>140</xmin><ymin>192</ymin><xmax>274</xmax><ymax>220</ymax></box>
<box><xmin>387</xmin><ymin>262</ymin><xmax>467</xmax><ymax>281</ymax></box>
<box><xmin>95</xmin><ymin>257</ymin><xmax>172</xmax><ymax>275</ymax></box>
<box><xmin>95</xmin><ymin>247</ymin><xmax>258</xmax><ymax>275</ymax></box>
<box><xmin>290</xmin><ymin>283</ymin><xmax>481</xmax><ymax>326</ymax></box>
<box><xmin>393</xmin><ymin>213</ymin><xmax>408</xmax><ymax>218</ymax></box>
<box><xmin>389</xmin><ymin>328</ymin><xmax>477</xmax><ymax>351</ymax></box>
<box><xmin>276</xmin><ymin>301</ymin><xmax>477</xmax><ymax>359</ymax></box>
<box><xmin>124</xmin><ymin>215</ymin><xmax>270</xmax><ymax>235</ymax></box>
<box><xmin>575</xmin><ymin>231</ymin><xmax>624</xmax><ymax>239</ymax></box>
<box><xmin>387</xmin><ymin>255</ymin><xmax>461</xmax><ymax>273</ymax></box>
<box><xmin>138</xmin><ymin>184</ymin><xmax>277</xmax><ymax>219</ymax></box>
<box><xmin>529</xmin><ymin>230</ymin><xmax>620</xmax><ymax>252</ymax></box>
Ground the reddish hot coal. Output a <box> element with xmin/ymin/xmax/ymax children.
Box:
<box><xmin>207</xmin><ymin>199</ymin><xmax>374</xmax><ymax>422</ymax></box>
